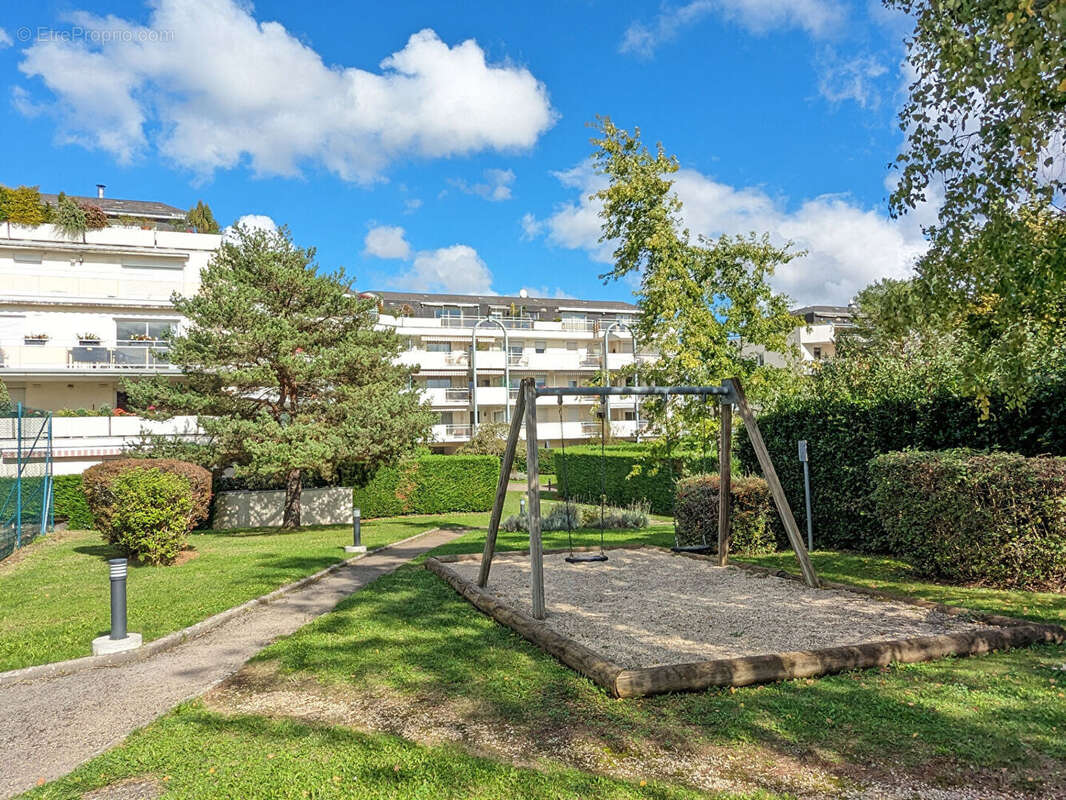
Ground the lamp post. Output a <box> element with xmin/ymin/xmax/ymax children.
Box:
<box><xmin>798</xmin><ymin>440</ymin><xmax>813</xmax><ymax>551</ymax></box>
<box><xmin>471</xmin><ymin>317</ymin><xmax>510</xmax><ymax>432</ymax></box>
<box><xmin>602</xmin><ymin>322</ymin><xmax>639</xmax><ymax>441</ymax></box>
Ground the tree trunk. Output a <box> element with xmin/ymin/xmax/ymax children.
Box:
<box><xmin>283</xmin><ymin>469</ymin><xmax>302</xmax><ymax>529</ymax></box>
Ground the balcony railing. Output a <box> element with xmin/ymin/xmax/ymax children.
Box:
<box><xmin>438</xmin><ymin>316</ymin><xmax>536</xmax><ymax>330</ymax></box>
<box><xmin>0</xmin><ymin>343</ymin><xmax>173</xmax><ymax>370</ymax></box>
<box><xmin>444</xmin><ymin>387</ymin><xmax>471</xmax><ymax>402</ymax></box>
<box><xmin>445</xmin><ymin>424</ymin><xmax>472</xmax><ymax>438</ymax></box>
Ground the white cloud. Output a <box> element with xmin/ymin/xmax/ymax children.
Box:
<box><xmin>403</xmin><ymin>197</ymin><xmax>423</xmax><ymax>214</ymax></box>
<box><xmin>817</xmin><ymin>50</ymin><xmax>889</xmax><ymax>109</ymax></box>
<box><xmin>525</xmin><ymin>162</ymin><xmax>931</xmax><ymax>306</ymax></box>
<box><xmin>0</xmin><ymin>28</ymin><xmax>13</xmax><ymax>48</ymax></box>
<box><xmin>620</xmin><ymin>0</ymin><xmax>841</xmax><ymax>58</ymax></box>
<box><xmin>395</xmin><ymin>245</ymin><xmax>495</xmax><ymax>294</ymax></box>
<box><xmin>16</xmin><ymin>0</ymin><xmax>556</xmax><ymax>180</ymax></box>
<box><xmin>224</xmin><ymin>214</ymin><xmax>277</xmax><ymax>239</ymax></box>
<box><xmin>449</xmin><ymin>168</ymin><xmax>516</xmax><ymax>201</ymax></box>
<box><xmin>364</xmin><ymin>225</ymin><xmax>412</xmax><ymax>260</ymax></box>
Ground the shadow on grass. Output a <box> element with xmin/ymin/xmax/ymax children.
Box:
<box><xmin>43</xmin><ymin>703</ymin><xmax>701</xmax><ymax>800</ymax></box>
<box><xmin>254</xmin><ymin>551</ymin><xmax>1066</xmax><ymax>794</ymax></box>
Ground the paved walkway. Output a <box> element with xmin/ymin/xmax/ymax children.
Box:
<box><xmin>0</xmin><ymin>528</ymin><xmax>461</xmax><ymax>799</ymax></box>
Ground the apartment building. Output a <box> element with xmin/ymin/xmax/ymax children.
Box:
<box><xmin>368</xmin><ymin>290</ymin><xmax>647</xmax><ymax>450</ymax></box>
<box><xmin>788</xmin><ymin>305</ymin><xmax>855</xmax><ymax>362</ymax></box>
<box><xmin>0</xmin><ymin>189</ymin><xmax>217</xmax><ymax>472</ymax></box>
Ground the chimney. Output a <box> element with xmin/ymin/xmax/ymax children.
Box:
<box><xmin>96</xmin><ymin>184</ymin><xmax>106</xmax><ymax>199</ymax></box>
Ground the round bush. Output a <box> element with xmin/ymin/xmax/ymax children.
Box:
<box><xmin>82</xmin><ymin>458</ymin><xmax>211</xmax><ymax>535</ymax></box>
<box><xmin>107</xmin><ymin>468</ymin><xmax>194</xmax><ymax>564</ymax></box>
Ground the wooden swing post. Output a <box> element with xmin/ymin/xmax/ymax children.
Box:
<box><xmin>477</xmin><ymin>384</ymin><xmax>527</xmax><ymax>588</ymax></box>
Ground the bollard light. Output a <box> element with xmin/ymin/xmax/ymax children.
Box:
<box><xmin>91</xmin><ymin>557</ymin><xmax>142</xmax><ymax>655</ymax></box>
<box><xmin>520</xmin><ymin>496</ymin><xmax>526</xmax><ymax>515</ymax></box>
<box><xmin>344</xmin><ymin>506</ymin><xmax>367</xmax><ymax>554</ymax></box>
<box><xmin>109</xmin><ymin>558</ymin><xmax>128</xmax><ymax>640</ymax></box>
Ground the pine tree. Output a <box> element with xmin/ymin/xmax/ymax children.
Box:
<box><xmin>185</xmin><ymin>200</ymin><xmax>220</xmax><ymax>234</ymax></box>
<box><xmin>124</xmin><ymin>224</ymin><xmax>435</xmax><ymax>527</ymax></box>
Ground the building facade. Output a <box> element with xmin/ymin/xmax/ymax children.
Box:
<box><xmin>0</xmin><ymin>192</ymin><xmax>218</xmax><ymax>472</ymax></box>
<box><xmin>368</xmin><ymin>291</ymin><xmax>649</xmax><ymax>450</ymax></box>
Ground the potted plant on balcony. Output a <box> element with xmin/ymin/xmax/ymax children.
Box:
<box><xmin>77</xmin><ymin>333</ymin><xmax>102</xmax><ymax>346</ymax></box>
<box><xmin>24</xmin><ymin>333</ymin><xmax>49</xmax><ymax>346</ymax></box>
<box><xmin>129</xmin><ymin>333</ymin><xmax>156</xmax><ymax>342</ymax></box>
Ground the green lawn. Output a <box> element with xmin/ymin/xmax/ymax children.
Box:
<box><xmin>15</xmin><ymin>508</ymin><xmax>1066</xmax><ymax>797</ymax></box>
<box><xmin>0</xmin><ymin>514</ymin><xmax>453</xmax><ymax>672</ymax></box>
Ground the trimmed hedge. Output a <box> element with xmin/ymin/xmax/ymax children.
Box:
<box><xmin>54</xmin><ymin>474</ymin><xmax>93</xmax><ymax>528</ymax></box>
<box><xmin>870</xmin><ymin>449</ymin><xmax>1066</xmax><ymax>591</ymax></box>
<box><xmin>83</xmin><ymin>459</ymin><xmax>212</xmax><ymax>540</ymax></box>
<box><xmin>675</xmin><ymin>474</ymin><xmax>781</xmax><ymax>555</ymax></box>
<box><xmin>555</xmin><ymin>444</ymin><xmax>705</xmax><ymax>515</ymax></box>
<box><xmin>735</xmin><ymin>382</ymin><xmax>1066</xmax><ymax>552</ymax></box>
<box><xmin>351</xmin><ymin>454</ymin><xmax>499</xmax><ymax>518</ymax></box>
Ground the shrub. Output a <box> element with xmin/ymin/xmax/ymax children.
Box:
<box><xmin>82</xmin><ymin>458</ymin><xmax>211</xmax><ymax>538</ymax></box>
<box><xmin>107</xmin><ymin>468</ymin><xmax>194</xmax><ymax>564</ymax></box>
<box><xmin>579</xmin><ymin>501</ymin><xmax>649</xmax><ymax>529</ymax></box>
<box><xmin>350</xmin><ymin>454</ymin><xmax>498</xmax><ymax>517</ymax></box>
<box><xmin>869</xmin><ymin>449</ymin><xmax>1066</xmax><ymax>591</ymax></box>
<box><xmin>80</xmin><ymin>203</ymin><xmax>109</xmax><ymax>230</ymax></box>
<box><xmin>53</xmin><ymin>194</ymin><xmax>87</xmax><ymax>239</ymax></box>
<box><xmin>736</xmin><ymin>380</ymin><xmax>1066</xmax><ymax>552</ymax></box>
<box><xmin>555</xmin><ymin>444</ymin><xmax>705</xmax><ymax>515</ymax></box>
<box><xmin>674</xmin><ymin>474</ymin><xmax>781</xmax><ymax>555</ymax></box>
<box><xmin>501</xmin><ymin>502</ymin><xmax>581</xmax><ymax>533</ymax></box>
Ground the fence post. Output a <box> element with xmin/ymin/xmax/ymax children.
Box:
<box><xmin>15</xmin><ymin>402</ymin><xmax>21</xmax><ymax>549</ymax></box>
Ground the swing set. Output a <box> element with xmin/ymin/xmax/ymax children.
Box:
<box><xmin>477</xmin><ymin>376</ymin><xmax>819</xmax><ymax>620</ymax></box>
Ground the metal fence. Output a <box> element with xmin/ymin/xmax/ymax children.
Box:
<box><xmin>0</xmin><ymin>403</ymin><xmax>54</xmax><ymax>562</ymax></box>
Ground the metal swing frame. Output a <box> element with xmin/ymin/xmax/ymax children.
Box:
<box><xmin>477</xmin><ymin>377</ymin><xmax>819</xmax><ymax>620</ymax></box>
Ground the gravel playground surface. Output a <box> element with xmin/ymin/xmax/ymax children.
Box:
<box><xmin>455</xmin><ymin>548</ymin><xmax>992</xmax><ymax>668</ymax></box>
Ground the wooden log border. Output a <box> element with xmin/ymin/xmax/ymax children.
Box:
<box><xmin>426</xmin><ymin>545</ymin><xmax>1066</xmax><ymax>698</ymax></box>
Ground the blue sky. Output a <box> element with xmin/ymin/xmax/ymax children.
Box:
<box><xmin>0</xmin><ymin>0</ymin><xmax>931</xmax><ymax>305</ymax></box>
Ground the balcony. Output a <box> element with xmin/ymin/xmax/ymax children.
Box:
<box><xmin>431</xmin><ymin>423</ymin><xmax>472</xmax><ymax>442</ymax></box>
<box><xmin>437</xmin><ymin>316</ymin><xmax>536</xmax><ymax>330</ymax></box>
<box><xmin>422</xmin><ymin>387</ymin><xmax>471</xmax><ymax>406</ymax></box>
<box><xmin>398</xmin><ymin>350</ymin><xmax>469</xmax><ymax>371</ymax></box>
<box><xmin>0</xmin><ymin>343</ymin><xmax>174</xmax><ymax>373</ymax></box>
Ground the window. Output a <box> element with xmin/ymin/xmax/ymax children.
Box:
<box><xmin>13</xmin><ymin>252</ymin><xmax>42</xmax><ymax>264</ymax></box>
<box><xmin>116</xmin><ymin>319</ymin><xmax>174</xmax><ymax>344</ymax></box>
<box><xmin>566</xmin><ymin>341</ymin><xmax>577</xmax><ymax>350</ymax></box>
<box><xmin>434</xmin><ymin>306</ymin><xmax>462</xmax><ymax>319</ymax></box>
<box><xmin>812</xmin><ymin>346</ymin><xmax>823</xmax><ymax>360</ymax></box>
<box><xmin>492</xmin><ymin>410</ymin><xmax>506</xmax><ymax>423</ymax></box>
<box><xmin>534</xmin><ymin>340</ymin><xmax>546</xmax><ymax>354</ymax></box>
<box><xmin>568</xmin><ymin>379</ymin><xmax>578</xmax><ymax>389</ymax></box>
<box><xmin>425</xmin><ymin>378</ymin><xmax>451</xmax><ymax>389</ymax></box>
<box><xmin>425</xmin><ymin>341</ymin><xmax>451</xmax><ymax>352</ymax></box>
<box><xmin>535</xmin><ymin>374</ymin><xmax>548</xmax><ymax>387</ymax></box>
<box><xmin>438</xmin><ymin>411</ymin><xmax>454</xmax><ymax>425</ymax></box>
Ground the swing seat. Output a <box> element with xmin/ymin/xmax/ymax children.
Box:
<box><xmin>671</xmin><ymin>544</ymin><xmax>714</xmax><ymax>555</ymax></box>
<box><xmin>565</xmin><ymin>553</ymin><xmax>609</xmax><ymax>564</ymax></box>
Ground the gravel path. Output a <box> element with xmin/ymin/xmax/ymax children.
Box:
<box><xmin>459</xmin><ymin>549</ymin><xmax>990</xmax><ymax>668</ymax></box>
<box><xmin>0</xmin><ymin>528</ymin><xmax>461</xmax><ymax>799</ymax></box>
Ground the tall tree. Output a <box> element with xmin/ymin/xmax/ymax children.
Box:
<box><xmin>185</xmin><ymin>201</ymin><xmax>220</xmax><ymax>234</ymax></box>
<box><xmin>888</xmin><ymin>0</ymin><xmax>1066</xmax><ymax>227</ymax></box>
<box><xmin>125</xmin><ymin>224</ymin><xmax>434</xmax><ymax>528</ymax></box>
<box><xmin>591</xmin><ymin>117</ymin><xmax>801</xmax><ymax>446</ymax></box>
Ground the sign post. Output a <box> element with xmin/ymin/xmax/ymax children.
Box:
<box><xmin>798</xmin><ymin>440</ymin><xmax>813</xmax><ymax>552</ymax></box>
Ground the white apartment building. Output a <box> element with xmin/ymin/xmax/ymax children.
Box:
<box><xmin>0</xmin><ymin>189</ymin><xmax>217</xmax><ymax>472</ymax></box>
<box><xmin>368</xmin><ymin>291</ymin><xmax>649</xmax><ymax>450</ymax></box>
<box><xmin>750</xmin><ymin>305</ymin><xmax>856</xmax><ymax>368</ymax></box>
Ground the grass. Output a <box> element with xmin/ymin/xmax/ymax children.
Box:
<box><xmin>14</xmin><ymin>498</ymin><xmax>1066</xmax><ymax>797</ymax></box>
<box><xmin>0</xmin><ymin>515</ymin><xmax>440</xmax><ymax>672</ymax></box>
<box><xmin>232</xmin><ymin>534</ymin><xmax>1066</xmax><ymax>794</ymax></box>
<box><xmin>19</xmin><ymin>701</ymin><xmax>747</xmax><ymax>800</ymax></box>
<box><xmin>0</xmin><ymin>488</ymin><xmax>655</xmax><ymax>672</ymax></box>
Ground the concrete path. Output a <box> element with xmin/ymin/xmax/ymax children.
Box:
<box><xmin>0</xmin><ymin>528</ymin><xmax>461</xmax><ymax>799</ymax></box>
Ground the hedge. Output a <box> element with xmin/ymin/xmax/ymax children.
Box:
<box><xmin>870</xmin><ymin>449</ymin><xmax>1066</xmax><ymax>591</ymax></box>
<box><xmin>54</xmin><ymin>474</ymin><xmax>93</xmax><ymax>528</ymax></box>
<box><xmin>514</xmin><ymin>447</ymin><xmax>556</xmax><ymax>475</ymax></box>
<box><xmin>735</xmin><ymin>381</ymin><xmax>1066</xmax><ymax>552</ymax></box>
<box><xmin>351</xmin><ymin>454</ymin><xmax>499</xmax><ymax>518</ymax></box>
<box><xmin>555</xmin><ymin>444</ymin><xmax>705</xmax><ymax>515</ymax></box>
<box><xmin>675</xmin><ymin>474</ymin><xmax>782</xmax><ymax>555</ymax></box>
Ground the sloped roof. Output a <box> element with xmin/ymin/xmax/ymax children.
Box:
<box><xmin>40</xmin><ymin>194</ymin><xmax>187</xmax><ymax>221</ymax></box>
